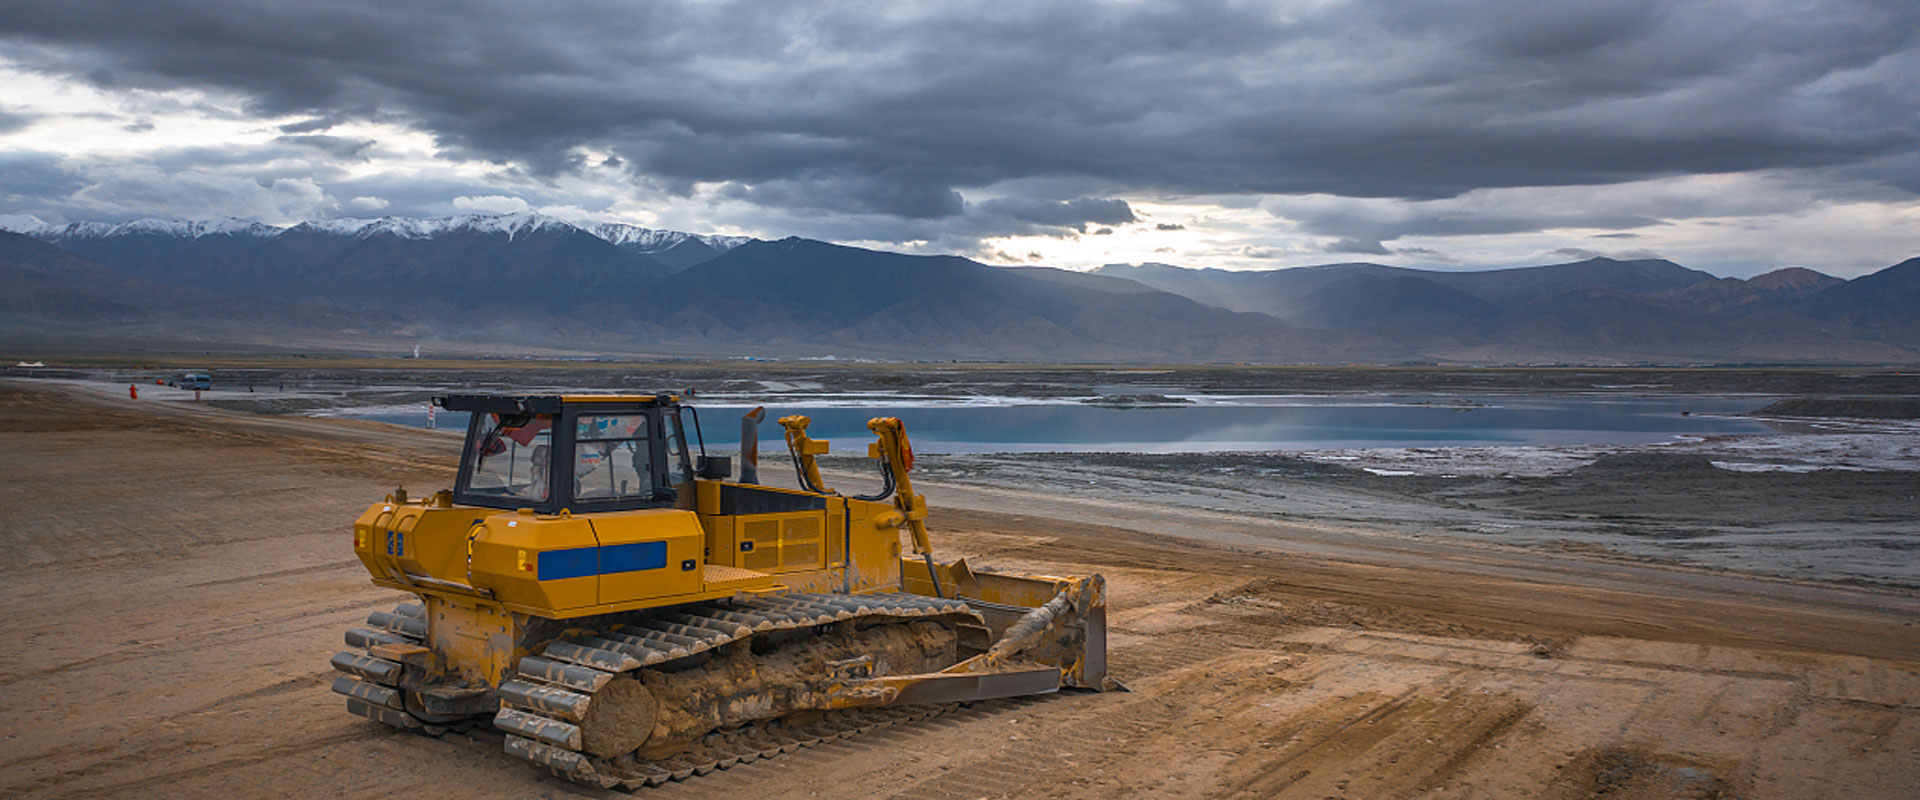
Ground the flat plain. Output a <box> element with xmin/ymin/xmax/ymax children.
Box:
<box><xmin>1</xmin><ymin>376</ymin><xmax>1915</xmax><ymax>799</ymax></box>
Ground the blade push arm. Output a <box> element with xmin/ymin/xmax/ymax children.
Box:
<box><xmin>778</xmin><ymin>414</ymin><xmax>942</xmax><ymax>595</ymax></box>
<box><xmin>778</xmin><ymin>414</ymin><xmax>833</xmax><ymax>495</ymax></box>
<box><xmin>866</xmin><ymin>417</ymin><xmax>932</xmax><ymax>558</ymax></box>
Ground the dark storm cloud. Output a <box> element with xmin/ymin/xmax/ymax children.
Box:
<box><xmin>1553</xmin><ymin>246</ymin><xmax>1666</xmax><ymax>262</ymax></box>
<box><xmin>1326</xmin><ymin>238</ymin><xmax>1392</xmax><ymax>256</ymax></box>
<box><xmin>0</xmin><ymin>149</ymin><xmax>331</xmax><ymax>224</ymax></box>
<box><xmin>322</xmin><ymin>173</ymin><xmax>590</xmax><ymax>219</ymax></box>
<box><xmin>0</xmin><ymin>152</ymin><xmax>84</xmax><ymax>204</ymax></box>
<box><xmin>973</xmin><ymin>197</ymin><xmax>1135</xmax><ymax>232</ymax></box>
<box><xmin>1553</xmin><ymin>247</ymin><xmax>1607</xmax><ymax>261</ymax></box>
<box><xmin>1275</xmin><ymin>202</ymin><xmax>1673</xmax><ymax>253</ymax></box>
<box><xmin>273</xmin><ymin>134</ymin><xmax>376</xmax><ymax>160</ymax></box>
<box><xmin>278</xmin><ymin>115</ymin><xmax>356</xmax><ymax>134</ymax></box>
<box><xmin>141</xmin><ymin>142</ymin><xmax>352</xmax><ymax>176</ymax></box>
<box><xmin>1393</xmin><ymin>247</ymin><xmax>1455</xmax><ymax>263</ymax></box>
<box><xmin>0</xmin><ymin>108</ymin><xmax>38</xmax><ymax>134</ymax></box>
<box><xmin>0</xmin><ymin>144</ymin><xmax>452</xmax><ymax>224</ymax></box>
<box><xmin>2</xmin><ymin>0</ymin><xmax>1918</xmax><ymax>235</ymax></box>
<box><xmin>719</xmin><ymin>174</ymin><xmax>966</xmax><ymax>219</ymax></box>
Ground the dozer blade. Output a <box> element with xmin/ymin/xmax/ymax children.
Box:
<box><xmin>898</xmin><ymin>557</ymin><xmax>1115</xmax><ymax>692</ymax></box>
<box><xmin>855</xmin><ymin>666</ymin><xmax>1063</xmax><ymax>706</ymax></box>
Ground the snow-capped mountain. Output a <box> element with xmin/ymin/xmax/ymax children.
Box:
<box><xmin>32</xmin><ymin>217</ymin><xmax>281</xmax><ymax>240</ymax></box>
<box><xmin>287</xmin><ymin>213</ymin><xmax>581</xmax><ymax>241</ymax></box>
<box><xmin>0</xmin><ymin>214</ymin><xmax>49</xmax><ymax>233</ymax></box>
<box><xmin>586</xmin><ymin>221</ymin><xmax>753</xmax><ymax>253</ymax></box>
<box><xmin>9</xmin><ymin>212</ymin><xmax>734</xmax><ymax>305</ymax></box>
<box><xmin>17</xmin><ymin>212</ymin><xmax>752</xmax><ymax>254</ymax></box>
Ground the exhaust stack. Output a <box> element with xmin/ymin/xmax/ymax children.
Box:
<box><xmin>739</xmin><ymin>406</ymin><xmax>766</xmax><ymax>484</ymax></box>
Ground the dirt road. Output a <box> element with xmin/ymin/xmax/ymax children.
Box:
<box><xmin>2</xmin><ymin>380</ymin><xmax>1915</xmax><ymax>798</ymax></box>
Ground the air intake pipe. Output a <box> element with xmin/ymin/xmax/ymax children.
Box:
<box><xmin>739</xmin><ymin>406</ymin><xmax>765</xmax><ymax>484</ymax></box>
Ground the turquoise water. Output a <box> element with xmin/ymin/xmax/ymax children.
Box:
<box><xmin>343</xmin><ymin>394</ymin><xmax>1779</xmax><ymax>454</ymax></box>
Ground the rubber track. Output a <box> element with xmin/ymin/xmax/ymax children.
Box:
<box><xmin>327</xmin><ymin>601</ymin><xmax>462</xmax><ymax>734</ymax></box>
<box><xmin>496</xmin><ymin>591</ymin><xmax>979</xmax><ymax>790</ymax></box>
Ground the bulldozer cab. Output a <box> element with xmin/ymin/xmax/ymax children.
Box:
<box><xmin>439</xmin><ymin>394</ymin><xmax>697</xmax><ymax>514</ymax></box>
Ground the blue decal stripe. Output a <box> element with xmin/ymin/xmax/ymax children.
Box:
<box><xmin>601</xmin><ymin>541</ymin><xmax>668</xmax><ymax>574</ymax></box>
<box><xmin>538</xmin><ymin>547</ymin><xmax>599</xmax><ymax>581</ymax></box>
<box><xmin>537</xmin><ymin>541</ymin><xmax>669</xmax><ymax>580</ymax></box>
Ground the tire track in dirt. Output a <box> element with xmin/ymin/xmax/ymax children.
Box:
<box><xmin>183</xmin><ymin>559</ymin><xmax>363</xmax><ymax>589</ymax></box>
<box><xmin>0</xmin><ymin>597</ymin><xmax>393</xmax><ymax>685</ymax></box>
<box><xmin>19</xmin><ymin>732</ymin><xmax>371</xmax><ymax>800</ymax></box>
<box><xmin>1231</xmin><ymin>690</ymin><xmax>1423</xmax><ymax>796</ymax></box>
<box><xmin>637</xmin><ymin>697</ymin><xmax>1060</xmax><ymax>800</ymax></box>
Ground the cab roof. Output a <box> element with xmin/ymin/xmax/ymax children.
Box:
<box><xmin>433</xmin><ymin>393</ymin><xmax>678</xmax><ymax>414</ymax></box>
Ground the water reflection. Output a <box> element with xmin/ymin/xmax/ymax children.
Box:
<box><xmin>355</xmin><ymin>395</ymin><xmax>1778</xmax><ymax>454</ymax></box>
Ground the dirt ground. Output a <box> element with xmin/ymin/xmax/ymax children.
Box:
<box><xmin>2</xmin><ymin>380</ymin><xmax>1916</xmax><ymax>799</ymax></box>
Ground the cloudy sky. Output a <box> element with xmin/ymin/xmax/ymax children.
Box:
<box><xmin>1</xmin><ymin>0</ymin><xmax>1916</xmax><ymax>277</ymax></box>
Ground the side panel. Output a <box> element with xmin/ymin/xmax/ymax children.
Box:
<box><xmin>843</xmin><ymin>497</ymin><xmax>904</xmax><ymax>593</ymax></box>
<box><xmin>825</xmin><ymin>504</ymin><xmax>846</xmax><ymax>567</ymax></box>
<box><xmin>353</xmin><ymin>503</ymin><xmax>508</xmax><ymax>589</ymax></box>
<box><xmin>469</xmin><ymin>516</ymin><xmax>601</xmax><ymax>611</ymax></box>
<box><xmin>702</xmin><ymin>516</ymin><xmax>737</xmax><ymax>567</ymax></box>
<box><xmin>733</xmin><ymin>511</ymin><xmax>827</xmax><ymax>574</ymax></box>
<box><xmin>590</xmin><ymin>510</ymin><xmax>705</xmax><ymax>605</ymax></box>
<box><xmin>695</xmin><ymin>479</ymin><xmax>734</xmax><ymax>566</ymax></box>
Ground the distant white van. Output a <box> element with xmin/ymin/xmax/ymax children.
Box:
<box><xmin>180</xmin><ymin>373</ymin><xmax>212</xmax><ymax>390</ymax></box>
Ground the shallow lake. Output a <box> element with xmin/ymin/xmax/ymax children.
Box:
<box><xmin>336</xmin><ymin>394</ymin><xmax>1782</xmax><ymax>454</ymax></box>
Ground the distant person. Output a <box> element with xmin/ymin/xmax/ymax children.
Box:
<box><xmin>129</xmin><ymin>384</ymin><xmax>138</xmax><ymax>399</ymax></box>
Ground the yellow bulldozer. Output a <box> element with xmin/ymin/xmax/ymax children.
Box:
<box><xmin>331</xmin><ymin>393</ymin><xmax>1111</xmax><ymax>789</ymax></box>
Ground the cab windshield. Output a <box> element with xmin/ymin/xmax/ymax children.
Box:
<box><xmin>466</xmin><ymin>413</ymin><xmax>554</xmax><ymax>503</ymax></box>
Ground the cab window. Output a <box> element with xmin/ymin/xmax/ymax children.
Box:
<box><xmin>468</xmin><ymin>413</ymin><xmax>553</xmax><ymax>502</ymax></box>
<box><xmin>574</xmin><ymin>414</ymin><xmax>654</xmax><ymax>501</ymax></box>
<box><xmin>665</xmin><ymin>411</ymin><xmax>694</xmax><ymax>487</ymax></box>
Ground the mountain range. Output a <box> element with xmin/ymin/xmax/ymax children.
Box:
<box><xmin>1086</xmin><ymin>258</ymin><xmax>1919</xmax><ymax>362</ymax></box>
<box><xmin>1</xmin><ymin>213</ymin><xmax>1915</xmax><ymax>363</ymax></box>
